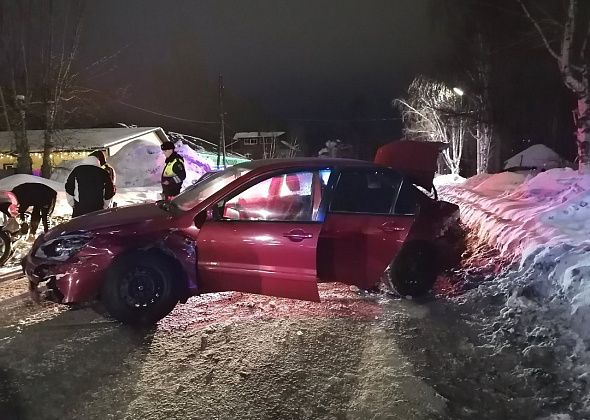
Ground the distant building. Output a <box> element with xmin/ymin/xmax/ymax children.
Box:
<box><xmin>504</xmin><ymin>144</ymin><xmax>568</xmax><ymax>172</ymax></box>
<box><xmin>229</xmin><ymin>131</ymin><xmax>288</xmax><ymax>160</ymax></box>
<box><xmin>0</xmin><ymin>127</ymin><xmax>249</xmax><ymax>178</ymax></box>
<box><xmin>0</xmin><ymin>127</ymin><xmax>168</xmax><ymax>176</ymax></box>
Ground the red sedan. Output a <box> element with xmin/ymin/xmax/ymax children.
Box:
<box><xmin>23</xmin><ymin>141</ymin><xmax>461</xmax><ymax>324</ymax></box>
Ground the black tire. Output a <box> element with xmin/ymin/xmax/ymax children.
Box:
<box><xmin>0</xmin><ymin>231</ymin><xmax>12</xmax><ymax>267</ymax></box>
<box><xmin>101</xmin><ymin>251</ymin><xmax>180</xmax><ymax>325</ymax></box>
<box><xmin>389</xmin><ymin>241</ymin><xmax>438</xmax><ymax>297</ymax></box>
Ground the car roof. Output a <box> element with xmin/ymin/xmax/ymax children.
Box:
<box><xmin>233</xmin><ymin>157</ymin><xmax>376</xmax><ymax>172</ymax></box>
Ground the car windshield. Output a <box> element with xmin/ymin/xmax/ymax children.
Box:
<box><xmin>172</xmin><ymin>165</ymin><xmax>252</xmax><ymax>211</ymax></box>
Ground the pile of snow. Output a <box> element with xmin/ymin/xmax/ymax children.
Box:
<box><xmin>108</xmin><ymin>140</ymin><xmax>163</xmax><ymax>187</ymax></box>
<box><xmin>471</xmin><ymin>172</ymin><xmax>526</xmax><ymax>196</ymax></box>
<box><xmin>433</xmin><ymin>174</ymin><xmax>465</xmax><ymax>187</ymax></box>
<box><xmin>442</xmin><ymin>167</ymin><xmax>590</xmax><ymax>386</ymax></box>
<box><xmin>51</xmin><ymin>140</ymin><xmax>213</xmax><ymax>189</ymax></box>
<box><xmin>438</xmin><ymin>169</ymin><xmax>589</xmax><ymax>256</ymax></box>
<box><xmin>504</xmin><ymin>144</ymin><xmax>566</xmax><ymax>170</ymax></box>
<box><xmin>109</xmin><ymin>140</ymin><xmax>212</xmax><ymax>188</ymax></box>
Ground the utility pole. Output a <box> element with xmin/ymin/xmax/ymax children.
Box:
<box><xmin>217</xmin><ymin>75</ymin><xmax>227</xmax><ymax>168</ymax></box>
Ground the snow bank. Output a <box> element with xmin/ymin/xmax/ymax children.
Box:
<box><xmin>433</xmin><ymin>174</ymin><xmax>465</xmax><ymax>187</ymax></box>
<box><xmin>440</xmin><ymin>169</ymin><xmax>584</xmax><ymax>256</ymax></box>
<box><xmin>443</xmin><ymin>167</ymin><xmax>590</xmax><ymax>382</ymax></box>
<box><xmin>51</xmin><ymin>140</ymin><xmax>213</xmax><ymax>189</ymax></box>
<box><xmin>108</xmin><ymin>140</ymin><xmax>212</xmax><ymax>188</ymax></box>
<box><xmin>108</xmin><ymin>140</ymin><xmax>163</xmax><ymax>187</ymax></box>
<box><xmin>471</xmin><ymin>172</ymin><xmax>526</xmax><ymax>195</ymax></box>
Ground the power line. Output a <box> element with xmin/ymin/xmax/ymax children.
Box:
<box><xmin>287</xmin><ymin>117</ymin><xmax>401</xmax><ymax>123</ymax></box>
<box><xmin>115</xmin><ymin>98</ymin><xmax>400</xmax><ymax>125</ymax></box>
<box><xmin>115</xmin><ymin>100</ymin><xmax>219</xmax><ymax>124</ymax></box>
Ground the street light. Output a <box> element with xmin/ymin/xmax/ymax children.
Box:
<box><xmin>453</xmin><ymin>87</ymin><xmax>465</xmax><ymax>96</ymax></box>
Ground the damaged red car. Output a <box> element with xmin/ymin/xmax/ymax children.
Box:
<box><xmin>23</xmin><ymin>141</ymin><xmax>461</xmax><ymax>324</ymax></box>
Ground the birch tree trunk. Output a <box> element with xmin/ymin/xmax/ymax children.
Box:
<box><xmin>15</xmin><ymin>103</ymin><xmax>32</xmax><ymax>174</ymax></box>
<box><xmin>518</xmin><ymin>0</ymin><xmax>590</xmax><ymax>171</ymax></box>
<box><xmin>575</xmin><ymin>94</ymin><xmax>590</xmax><ymax>170</ymax></box>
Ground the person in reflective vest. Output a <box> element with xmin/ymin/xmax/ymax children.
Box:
<box><xmin>161</xmin><ymin>141</ymin><xmax>186</xmax><ymax>199</ymax></box>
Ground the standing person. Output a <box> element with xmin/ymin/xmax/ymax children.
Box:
<box><xmin>11</xmin><ymin>183</ymin><xmax>58</xmax><ymax>238</ymax></box>
<box><xmin>65</xmin><ymin>155</ymin><xmax>115</xmax><ymax>217</ymax></box>
<box><xmin>89</xmin><ymin>150</ymin><xmax>116</xmax><ymax>187</ymax></box>
<box><xmin>160</xmin><ymin>141</ymin><xmax>186</xmax><ymax>200</ymax></box>
<box><xmin>89</xmin><ymin>149</ymin><xmax>117</xmax><ymax>207</ymax></box>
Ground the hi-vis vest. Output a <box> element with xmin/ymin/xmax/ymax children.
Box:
<box><xmin>163</xmin><ymin>158</ymin><xmax>182</xmax><ymax>179</ymax></box>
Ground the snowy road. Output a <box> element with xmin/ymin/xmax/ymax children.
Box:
<box><xmin>0</xmin><ymin>273</ymin><xmax>582</xmax><ymax>420</ymax></box>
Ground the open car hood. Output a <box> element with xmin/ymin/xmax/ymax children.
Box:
<box><xmin>374</xmin><ymin>140</ymin><xmax>446</xmax><ymax>189</ymax></box>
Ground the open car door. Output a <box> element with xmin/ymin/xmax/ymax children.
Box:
<box><xmin>196</xmin><ymin>169</ymin><xmax>331</xmax><ymax>302</ymax></box>
<box><xmin>317</xmin><ymin>167</ymin><xmax>419</xmax><ymax>290</ymax></box>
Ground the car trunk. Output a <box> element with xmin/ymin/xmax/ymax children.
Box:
<box><xmin>374</xmin><ymin>140</ymin><xmax>446</xmax><ymax>189</ymax></box>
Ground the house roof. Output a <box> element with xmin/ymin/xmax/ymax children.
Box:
<box><xmin>0</xmin><ymin>127</ymin><xmax>168</xmax><ymax>153</ymax></box>
<box><xmin>233</xmin><ymin>131</ymin><xmax>285</xmax><ymax>140</ymax></box>
<box><xmin>504</xmin><ymin>144</ymin><xmax>565</xmax><ymax>169</ymax></box>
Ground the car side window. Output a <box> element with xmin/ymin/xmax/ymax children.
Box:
<box><xmin>329</xmin><ymin>169</ymin><xmax>403</xmax><ymax>215</ymax></box>
<box><xmin>220</xmin><ymin>170</ymin><xmax>330</xmax><ymax>222</ymax></box>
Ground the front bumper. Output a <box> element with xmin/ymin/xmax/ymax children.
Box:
<box><xmin>22</xmin><ymin>251</ymin><xmax>108</xmax><ymax>304</ymax></box>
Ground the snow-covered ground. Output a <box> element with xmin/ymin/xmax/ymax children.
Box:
<box><xmin>439</xmin><ymin>168</ymin><xmax>590</xmax><ymax>415</ymax></box>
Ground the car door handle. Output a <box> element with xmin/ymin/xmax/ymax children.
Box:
<box><xmin>380</xmin><ymin>222</ymin><xmax>404</xmax><ymax>233</ymax></box>
<box><xmin>283</xmin><ymin>229</ymin><xmax>313</xmax><ymax>242</ymax></box>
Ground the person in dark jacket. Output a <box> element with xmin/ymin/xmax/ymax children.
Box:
<box><xmin>161</xmin><ymin>141</ymin><xmax>186</xmax><ymax>199</ymax></box>
<box><xmin>12</xmin><ymin>183</ymin><xmax>58</xmax><ymax>237</ymax></box>
<box><xmin>65</xmin><ymin>156</ymin><xmax>115</xmax><ymax>217</ymax></box>
<box><xmin>0</xmin><ymin>183</ymin><xmax>57</xmax><ymax>238</ymax></box>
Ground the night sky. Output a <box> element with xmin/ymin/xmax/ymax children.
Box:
<box><xmin>80</xmin><ymin>0</ymin><xmax>448</xmax><ymax>149</ymax></box>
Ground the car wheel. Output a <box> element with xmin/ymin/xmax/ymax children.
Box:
<box><xmin>101</xmin><ymin>251</ymin><xmax>180</xmax><ymax>325</ymax></box>
<box><xmin>0</xmin><ymin>231</ymin><xmax>12</xmax><ymax>267</ymax></box>
<box><xmin>388</xmin><ymin>241</ymin><xmax>438</xmax><ymax>297</ymax></box>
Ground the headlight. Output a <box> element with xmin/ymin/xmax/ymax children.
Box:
<box><xmin>35</xmin><ymin>233</ymin><xmax>93</xmax><ymax>261</ymax></box>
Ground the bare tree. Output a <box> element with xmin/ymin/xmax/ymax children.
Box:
<box><xmin>395</xmin><ymin>77</ymin><xmax>466</xmax><ymax>175</ymax></box>
<box><xmin>0</xmin><ymin>1</ymin><xmax>33</xmax><ymax>173</ymax></box>
<box><xmin>469</xmin><ymin>34</ymin><xmax>494</xmax><ymax>174</ymax></box>
<box><xmin>40</xmin><ymin>0</ymin><xmax>86</xmax><ymax>178</ymax></box>
<box><xmin>0</xmin><ymin>1</ymin><xmax>110</xmax><ymax>177</ymax></box>
<box><xmin>517</xmin><ymin>0</ymin><xmax>590</xmax><ymax>170</ymax></box>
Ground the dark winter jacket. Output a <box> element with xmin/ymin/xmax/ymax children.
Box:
<box><xmin>65</xmin><ymin>164</ymin><xmax>115</xmax><ymax>217</ymax></box>
<box><xmin>12</xmin><ymin>183</ymin><xmax>57</xmax><ymax>212</ymax></box>
<box><xmin>161</xmin><ymin>152</ymin><xmax>186</xmax><ymax>197</ymax></box>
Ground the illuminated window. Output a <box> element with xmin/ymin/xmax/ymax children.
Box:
<box><xmin>221</xmin><ymin>169</ymin><xmax>331</xmax><ymax>222</ymax></box>
<box><xmin>243</xmin><ymin>138</ymin><xmax>258</xmax><ymax>146</ymax></box>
